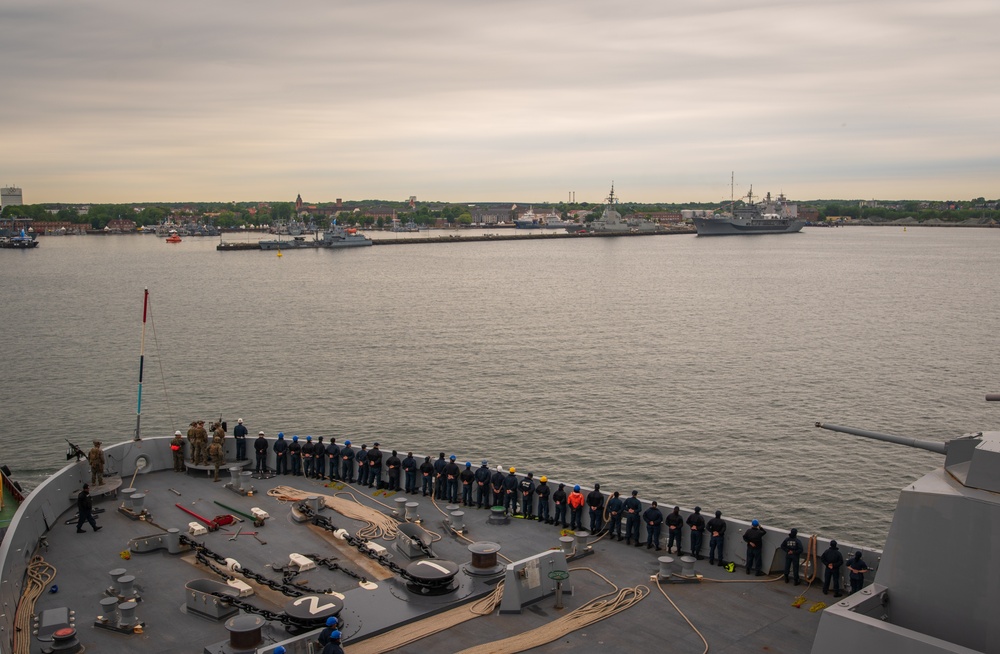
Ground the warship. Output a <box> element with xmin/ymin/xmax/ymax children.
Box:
<box><xmin>258</xmin><ymin>224</ymin><xmax>371</xmax><ymax>250</ymax></box>
<box><xmin>1</xmin><ymin>397</ymin><xmax>995</xmax><ymax>653</ymax></box>
<box><xmin>565</xmin><ymin>184</ymin><xmax>659</xmax><ymax>234</ymax></box>
<box><xmin>693</xmin><ymin>188</ymin><xmax>805</xmax><ymax>236</ymax></box>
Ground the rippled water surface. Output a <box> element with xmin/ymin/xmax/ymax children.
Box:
<box><xmin>2</xmin><ymin>226</ymin><xmax>998</xmax><ymax>547</ymax></box>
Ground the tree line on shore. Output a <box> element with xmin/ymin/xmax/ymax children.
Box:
<box><xmin>3</xmin><ymin>197</ymin><xmax>997</xmax><ymax>230</ymax></box>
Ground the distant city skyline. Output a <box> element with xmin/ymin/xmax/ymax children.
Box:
<box><xmin>2</xmin><ymin>1</ymin><xmax>997</xmax><ymax>204</ymax></box>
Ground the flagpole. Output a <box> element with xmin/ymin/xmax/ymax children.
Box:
<box><xmin>135</xmin><ymin>288</ymin><xmax>149</xmax><ymax>441</ymax></box>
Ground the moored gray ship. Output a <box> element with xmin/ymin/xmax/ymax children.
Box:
<box><xmin>693</xmin><ymin>190</ymin><xmax>805</xmax><ymax>236</ymax></box>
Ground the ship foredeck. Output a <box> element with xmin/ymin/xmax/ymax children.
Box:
<box><xmin>21</xmin><ymin>454</ymin><xmax>838</xmax><ymax>654</ymax></box>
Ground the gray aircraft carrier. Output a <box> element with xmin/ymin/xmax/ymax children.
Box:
<box><xmin>1</xmin><ymin>406</ymin><xmax>996</xmax><ymax>653</ymax></box>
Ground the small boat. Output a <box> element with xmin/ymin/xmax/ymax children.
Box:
<box><xmin>165</xmin><ymin>230</ymin><xmax>182</xmax><ymax>243</ymax></box>
<box><xmin>0</xmin><ymin>229</ymin><xmax>40</xmax><ymax>249</ymax></box>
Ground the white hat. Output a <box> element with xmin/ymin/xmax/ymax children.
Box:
<box><xmin>258</xmin><ymin>430</ymin><xmax>265</xmax><ymax>435</ymax></box>
<box><xmin>497</xmin><ymin>465</ymin><xmax>503</xmax><ymax>473</ymax></box>
<box><xmin>238</xmin><ymin>418</ymin><xmax>243</xmax><ymax>424</ymax></box>
<box><xmin>174</xmin><ymin>430</ymin><xmax>182</xmax><ymax>436</ymax></box>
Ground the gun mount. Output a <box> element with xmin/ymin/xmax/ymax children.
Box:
<box><xmin>810</xmin><ymin>398</ymin><xmax>1000</xmax><ymax>653</ymax></box>
<box><xmin>65</xmin><ymin>439</ymin><xmax>87</xmax><ymax>461</ymax></box>
<box><xmin>814</xmin><ymin>422</ymin><xmax>947</xmax><ymax>454</ymax></box>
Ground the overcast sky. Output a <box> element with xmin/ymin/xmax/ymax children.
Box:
<box><xmin>1</xmin><ymin>0</ymin><xmax>997</xmax><ymax>204</ymax></box>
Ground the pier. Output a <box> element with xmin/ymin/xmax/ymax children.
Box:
<box><xmin>217</xmin><ymin>228</ymin><xmax>694</xmax><ymax>251</ymax></box>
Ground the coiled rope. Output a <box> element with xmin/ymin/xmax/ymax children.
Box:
<box><xmin>13</xmin><ymin>556</ymin><xmax>57</xmax><ymax>654</ymax></box>
<box><xmin>454</xmin><ymin>567</ymin><xmax>648</xmax><ymax>654</ymax></box>
<box><xmin>267</xmin><ymin>485</ymin><xmax>400</xmax><ymax>540</ymax></box>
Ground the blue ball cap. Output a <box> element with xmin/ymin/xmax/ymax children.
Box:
<box><xmin>292</xmin><ymin>435</ymin><xmax>299</xmax><ymax>442</ymax></box>
<box><xmin>751</xmin><ymin>519</ymin><xmax>759</xmax><ymax>526</ymax></box>
<box><xmin>330</xmin><ymin>629</ymin><xmax>342</xmax><ymax>640</ymax></box>
<box><xmin>345</xmin><ymin>439</ymin><xmax>351</xmax><ymax>445</ymax></box>
<box><xmin>450</xmin><ymin>455</ymin><xmax>456</xmax><ymax>460</ymax></box>
<box><xmin>326</xmin><ymin>616</ymin><xmax>337</xmax><ymax>627</ymax></box>
<box><xmin>574</xmin><ymin>485</ymin><xmax>581</xmax><ymax>491</ymax></box>
<box><xmin>481</xmin><ymin>459</ymin><xmax>488</xmax><ymax>465</ymax></box>
<box><xmin>465</xmin><ymin>461</ymin><xmax>471</xmax><ymax>467</ymax></box>
<box><xmin>306</xmin><ymin>435</ymin><xmax>312</xmax><ymax>441</ymax></box>
<box><xmin>275</xmin><ymin>648</ymin><xmax>287</xmax><ymax>654</ymax></box>
<box><xmin>277</xmin><ymin>432</ymin><xmax>284</xmax><ymax>439</ymax></box>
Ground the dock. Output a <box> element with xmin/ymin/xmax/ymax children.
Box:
<box><xmin>217</xmin><ymin>229</ymin><xmax>694</xmax><ymax>251</ymax></box>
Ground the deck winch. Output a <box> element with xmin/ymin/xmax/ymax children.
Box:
<box><xmin>404</xmin><ymin>559</ymin><xmax>460</xmax><ymax>595</ymax></box>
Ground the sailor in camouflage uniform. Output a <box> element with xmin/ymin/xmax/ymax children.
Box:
<box><xmin>88</xmin><ymin>440</ymin><xmax>105</xmax><ymax>485</ymax></box>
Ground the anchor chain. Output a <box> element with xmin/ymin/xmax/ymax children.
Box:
<box><xmin>295</xmin><ymin>501</ymin><xmax>421</xmax><ymax>583</ymax></box>
<box><xmin>207</xmin><ymin>591</ymin><xmax>336</xmax><ymax>630</ymax></box>
<box><xmin>302</xmin><ymin>555</ymin><xmax>368</xmax><ymax>584</ymax></box>
<box><xmin>183</xmin><ymin>535</ymin><xmax>336</xmax><ymax>598</ymax></box>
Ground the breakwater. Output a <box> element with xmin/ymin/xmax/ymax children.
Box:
<box><xmin>217</xmin><ymin>228</ymin><xmax>694</xmax><ymax>250</ymax></box>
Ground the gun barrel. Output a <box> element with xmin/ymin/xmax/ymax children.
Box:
<box><xmin>815</xmin><ymin>422</ymin><xmax>947</xmax><ymax>455</ymax></box>
<box><xmin>986</xmin><ymin>394</ymin><xmax>1000</xmax><ymax>402</ymax></box>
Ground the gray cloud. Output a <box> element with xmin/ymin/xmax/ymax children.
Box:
<box><xmin>1</xmin><ymin>0</ymin><xmax>997</xmax><ymax>203</ymax></box>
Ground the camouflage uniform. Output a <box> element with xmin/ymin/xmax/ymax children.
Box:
<box><xmin>212</xmin><ymin>422</ymin><xmax>225</xmax><ymax>445</ymax></box>
<box><xmin>170</xmin><ymin>432</ymin><xmax>186</xmax><ymax>472</ymax></box>
<box><xmin>194</xmin><ymin>421</ymin><xmax>209</xmax><ymax>465</ymax></box>
<box><xmin>209</xmin><ymin>442</ymin><xmax>224</xmax><ymax>481</ymax></box>
<box><xmin>186</xmin><ymin>422</ymin><xmax>198</xmax><ymax>464</ymax></box>
<box><xmin>88</xmin><ymin>440</ymin><xmax>105</xmax><ymax>485</ymax></box>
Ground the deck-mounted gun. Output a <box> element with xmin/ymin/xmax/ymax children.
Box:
<box><xmin>810</xmin><ymin>398</ymin><xmax>1000</xmax><ymax>654</ymax></box>
<box><xmin>813</xmin><ymin>422</ymin><xmax>947</xmax><ymax>454</ymax></box>
<box><xmin>66</xmin><ymin>439</ymin><xmax>87</xmax><ymax>461</ymax></box>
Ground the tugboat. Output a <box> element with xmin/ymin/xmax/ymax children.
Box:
<box><xmin>165</xmin><ymin>230</ymin><xmax>182</xmax><ymax>243</ymax></box>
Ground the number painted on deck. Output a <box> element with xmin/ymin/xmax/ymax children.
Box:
<box><xmin>292</xmin><ymin>595</ymin><xmax>337</xmax><ymax>615</ymax></box>
<box><xmin>415</xmin><ymin>560</ymin><xmax>451</xmax><ymax>574</ymax></box>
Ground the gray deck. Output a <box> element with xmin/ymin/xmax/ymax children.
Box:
<box><xmin>16</xmin><ymin>441</ymin><xmax>855</xmax><ymax>654</ymax></box>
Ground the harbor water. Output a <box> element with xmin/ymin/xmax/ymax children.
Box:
<box><xmin>2</xmin><ymin>226</ymin><xmax>998</xmax><ymax>548</ymax></box>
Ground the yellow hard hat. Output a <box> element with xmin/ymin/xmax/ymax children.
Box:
<box><xmin>540</xmin><ymin>476</ymin><xmax>547</xmax><ymax>482</ymax></box>
<box><xmin>509</xmin><ymin>467</ymin><xmax>516</xmax><ymax>473</ymax></box>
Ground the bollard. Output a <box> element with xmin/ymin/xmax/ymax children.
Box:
<box><xmin>405</xmin><ymin>502</ymin><xmax>420</xmax><ymax>521</ymax></box>
<box><xmin>680</xmin><ymin>555</ymin><xmax>696</xmax><ymax>577</ymax></box>
<box><xmin>117</xmin><ymin>575</ymin><xmax>136</xmax><ymax>599</ymax></box>
<box><xmin>574</xmin><ymin>531</ymin><xmax>589</xmax><ymax>551</ymax></box>
<box><xmin>120</xmin><ymin>487</ymin><xmax>136</xmax><ymax>509</ymax></box>
<box><xmin>450</xmin><ymin>511</ymin><xmax>465</xmax><ymax>531</ymax></box>
<box><xmin>658</xmin><ymin>556</ymin><xmax>675</xmax><ymax>579</ymax></box>
<box><xmin>307</xmin><ymin>496</ymin><xmax>322</xmax><ymax>513</ymax></box>
<box><xmin>165</xmin><ymin>528</ymin><xmax>182</xmax><ymax>554</ymax></box>
<box><xmin>239</xmin><ymin>471</ymin><xmax>253</xmax><ymax>492</ymax></box>
<box><xmin>99</xmin><ymin>597</ymin><xmax>118</xmax><ymax>623</ymax></box>
<box><xmin>560</xmin><ymin>536</ymin><xmax>575</xmax><ymax>556</ymax></box>
<box><xmin>229</xmin><ymin>466</ymin><xmax>242</xmax><ymax>488</ymax></box>
<box><xmin>108</xmin><ymin>568</ymin><xmax>127</xmax><ymax>592</ymax></box>
<box><xmin>130</xmin><ymin>493</ymin><xmax>146</xmax><ymax>513</ymax></box>
<box><xmin>394</xmin><ymin>497</ymin><xmax>408</xmax><ymax>517</ymax></box>
<box><xmin>118</xmin><ymin>601</ymin><xmax>137</xmax><ymax>627</ymax></box>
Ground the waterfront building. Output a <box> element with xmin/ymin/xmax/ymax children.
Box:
<box><xmin>1</xmin><ymin>186</ymin><xmax>23</xmax><ymax>209</ymax></box>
